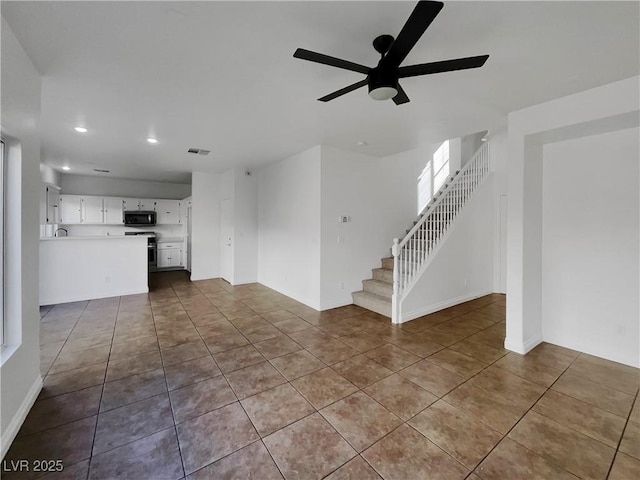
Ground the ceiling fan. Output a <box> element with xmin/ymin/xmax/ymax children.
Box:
<box><xmin>293</xmin><ymin>1</ymin><xmax>489</xmax><ymax>105</ymax></box>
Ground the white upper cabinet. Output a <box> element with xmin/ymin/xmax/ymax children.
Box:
<box><xmin>139</xmin><ymin>199</ymin><xmax>156</xmax><ymax>211</ymax></box>
<box><xmin>83</xmin><ymin>196</ymin><xmax>104</xmax><ymax>224</ymax></box>
<box><xmin>59</xmin><ymin>195</ymin><xmax>83</xmax><ymax>224</ymax></box>
<box><xmin>57</xmin><ymin>195</ymin><xmax>189</xmax><ymax>226</ymax></box>
<box><xmin>104</xmin><ymin>197</ymin><xmax>124</xmax><ymax>224</ymax></box>
<box><xmin>122</xmin><ymin>198</ymin><xmax>140</xmax><ymax>211</ymax></box>
<box><xmin>155</xmin><ymin>199</ymin><xmax>181</xmax><ymax>224</ymax></box>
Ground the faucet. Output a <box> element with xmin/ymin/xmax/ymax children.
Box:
<box><xmin>54</xmin><ymin>228</ymin><xmax>68</xmax><ymax>237</ymax></box>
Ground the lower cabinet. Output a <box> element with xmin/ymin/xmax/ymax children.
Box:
<box><xmin>157</xmin><ymin>243</ymin><xmax>183</xmax><ymax>268</ymax></box>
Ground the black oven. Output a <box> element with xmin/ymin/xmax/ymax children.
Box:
<box><xmin>124</xmin><ymin>210</ymin><xmax>156</xmax><ymax>226</ymax></box>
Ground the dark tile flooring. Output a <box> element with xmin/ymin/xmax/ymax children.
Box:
<box><xmin>3</xmin><ymin>271</ymin><xmax>639</xmax><ymax>479</ymax></box>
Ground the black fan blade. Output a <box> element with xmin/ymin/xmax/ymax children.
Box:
<box><xmin>393</xmin><ymin>84</ymin><xmax>410</xmax><ymax>105</ymax></box>
<box><xmin>318</xmin><ymin>79</ymin><xmax>369</xmax><ymax>102</ymax></box>
<box><xmin>381</xmin><ymin>1</ymin><xmax>444</xmax><ymax>68</ymax></box>
<box><xmin>294</xmin><ymin>48</ymin><xmax>370</xmax><ymax>75</ymax></box>
<box><xmin>398</xmin><ymin>55</ymin><xmax>489</xmax><ymax>78</ymax></box>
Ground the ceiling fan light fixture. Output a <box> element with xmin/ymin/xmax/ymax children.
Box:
<box><xmin>369</xmin><ymin>86</ymin><xmax>398</xmax><ymax>101</ymax></box>
<box><xmin>368</xmin><ymin>67</ymin><xmax>399</xmax><ymax>101</ymax></box>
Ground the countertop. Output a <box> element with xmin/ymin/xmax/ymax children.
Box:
<box><xmin>40</xmin><ymin>235</ymin><xmax>151</xmax><ymax>241</ymax></box>
<box><xmin>156</xmin><ymin>237</ymin><xmax>184</xmax><ymax>243</ymax></box>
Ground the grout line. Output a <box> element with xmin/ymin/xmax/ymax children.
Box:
<box><xmin>178</xmin><ymin>274</ymin><xmax>289</xmax><ymax>478</ymax></box>
<box><xmin>605</xmin><ymin>388</ymin><xmax>638</xmax><ymax>479</ymax></box>
<box><xmin>38</xmin><ymin>285</ymin><xmax>631</xmax><ymax>480</ymax></box>
<box><xmin>86</xmin><ymin>295</ymin><xmax>121</xmax><ymax>479</ymax></box>
<box><xmin>149</xmin><ymin>285</ymin><xmax>188</xmax><ymax>480</ymax></box>
<box><xmin>40</xmin><ymin>301</ymin><xmax>90</xmax><ymax>377</ymax></box>
<box><xmin>467</xmin><ymin>350</ymin><xmax>587</xmax><ymax>478</ymax></box>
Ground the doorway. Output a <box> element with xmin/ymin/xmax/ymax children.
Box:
<box><xmin>498</xmin><ymin>195</ymin><xmax>507</xmax><ymax>294</ymax></box>
<box><xmin>220</xmin><ymin>198</ymin><xmax>233</xmax><ymax>283</ymax></box>
<box><xmin>186</xmin><ymin>203</ymin><xmax>192</xmax><ymax>272</ymax></box>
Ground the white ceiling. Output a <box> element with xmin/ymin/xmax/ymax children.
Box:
<box><xmin>2</xmin><ymin>1</ymin><xmax>638</xmax><ymax>183</ymax></box>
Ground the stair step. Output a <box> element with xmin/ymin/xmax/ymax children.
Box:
<box><xmin>381</xmin><ymin>257</ymin><xmax>394</xmax><ymax>270</ymax></box>
<box><xmin>352</xmin><ymin>291</ymin><xmax>391</xmax><ymax>318</ymax></box>
<box><xmin>372</xmin><ymin>267</ymin><xmax>393</xmax><ymax>283</ymax></box>
<box><xmin>363</xmin><ymin>279</ymin><xmax>392</xmax><ymax>299</ymax></box>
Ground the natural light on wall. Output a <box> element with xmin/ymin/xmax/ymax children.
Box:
<box><xmin>417</xmin><ymin>140</ymin><xmax>450</xmax><ymax>214</ymax></box>
<box><xmin>433</xmin><ymin>140</ymin><xmax>450</xmax><ymax>192</ymax></box>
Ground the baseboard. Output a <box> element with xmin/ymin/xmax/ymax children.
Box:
<box><xmin>230</xmin><ymin>278</ymin><xmax>259</xmax><ymax>286</ymax></box>
<box><xmin>39</xmin><ymin>286</ymin><xmax>148</xmax><ymax>306</ymax></box>
<box><xmin>399</xmin><ymin>289</ymin><xmax>494</xmax><ymax>323</ymax></box>
<box><xmin>504</xmin><ymin>334</ymin><xmax>542</xmax><ymax>355</ymax></box>
<box><xmin>1</xmin><ymin>375</ymin><xmax>43</xmax><ymax>460</ymax></box>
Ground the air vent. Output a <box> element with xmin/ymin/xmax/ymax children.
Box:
<box><xmin>187</xmin><ymin>148</ymin><xmax>211</xmax><ymax>155</ymax></box>
<box><xmin>93</xmin><ymin>168</ymin><xmax>110</xmax><ymax>173</ymax></box>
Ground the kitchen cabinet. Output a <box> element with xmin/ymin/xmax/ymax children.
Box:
<box><xmin>45</xmin><ymin>185</ymin><xmax>61</xmax><ymax>224</ymax></box>
<box><xmin>83</xmin><ymin>196</ymin><xmax>104</xmax><ymax>224</ymax></box>
<box><xmin>59</xmin><ymin>195</ymin><xmax>124</xmax><ymax>224</ymax></box>
<box><xmin>122</xmin><ymin>198</ymin><xmax>140</xmax><ymax>211</ymax></box>
<box><xmin>139</xmin><ymin>199</ymin><xmax>156</xmax><ymax>211</ymax></box>
<box><xmin>59</xmin><ymin>195</ymin><xmax>83</xmax><ymax>224</ymax></box>
<box><xmin>157</xmin><ymin>242</ymin><xmax>183</xmax><ymax>268</ymax></box>
<box><xmin>155</xmin><ymin>200</ymin><xmax>181</xmax><ymax>224</ymax></box>
<box><xmin>104</xmin><ymin>197</ymin><xmax>124</xmax><ymax>224</ymax></box>
<box><xmin>58</xmin><ymin>194</ymin><xmax>188</xmax><ymax>225</ymax></box>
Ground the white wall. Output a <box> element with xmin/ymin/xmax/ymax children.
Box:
<box><xmin>191</xmin><ymin>171</ymin><xmax>221</xmax><ymax>281</ymax></box>
<box><xmin>461</xmin><ymin>131</ymin><xmax>487</xmax><ymax>167</ymax></box>
<box><xmin>449</xmin><ymin>137</ymin><xmax>462</xmax><ymax>174</ymax></box>
<box><xmin>319</xmin><ymin>146</ymin><xmax>426</xmax><ymax>309</ymax></box>
<box><xmin>0</xmin><ymin>17</ymin><xmax>43</xmax><ymax>458</ymax></box>
<box><xmin>59</xmin><ymin>173</ymin><xmax>191</xmax><ymax>199</ymax></box>
<box><xmin>506</xmin><ymin>75</ymin><xmax>640</xmax><ymax>361</ymax></box>
<box><xmin>40</xmin><ymin>237</ymin><xmax>149</xmax><ymax>305</ymax></box>
<box><xmin>233</xmin><ymin>169</ymin><xmax>258</xmax><ymax>284</ymax></box>
<box><xmin>40</xmin><ymin>163</ymin><xmax>60</xmax><ymax>186</ymax></box>
<box><xmin>258</xmin><ymin>147</ymin><xmax>322</xmax><ymax>309</ymax></box>
<box><xmin>541</xmin><ymin>128</ymin><xmax>639</xmax><ymax>367</ymax></box>
<box><xmin>401</xmin><ymin>178</ymin><xmax>495</xmax><ymax>320</ymax></box>
<box><xmin>257</xmin><ymin>140</ymin><xmax>481</xmax><ymax>311</ymax></box>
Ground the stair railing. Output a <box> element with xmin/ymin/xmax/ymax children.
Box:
<box><xmin>391</xmin><ymin>142</ymin><xmax>490</xmax><ymax>323</ymax></box>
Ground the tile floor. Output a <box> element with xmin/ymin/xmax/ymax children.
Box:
<box><xmin>3</xmin><ymin>271</ymin><xmax>639</xmax><ymax>479</ymax></box>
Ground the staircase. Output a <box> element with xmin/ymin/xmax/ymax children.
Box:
<box><xmin>352</xmin><ymin>257</ymin><xmax>394</xmax><ymax>317</ymax></box>
<box><xmin>352</xmin><ymin>142</ymin><xmax>490</xmax><ymax>322</ymax></box>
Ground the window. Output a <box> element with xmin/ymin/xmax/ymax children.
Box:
<box><xmin>417</xmin><ymin>140</ymin><xmax>450</xmax><ymax>214</ymax></box>
<box><xmin>1</xmin><ymin>140</ymin><xmax>5</xmax><ymax>346</ymax></box>
<box><xmin>433</xmin><ymin>140</ymin><xmax>450</xmax><ymax>193</ymax></box>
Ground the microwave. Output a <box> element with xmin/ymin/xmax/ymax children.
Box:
<box><xmin>124</xmin><ymin>210</ymin><xmax>156</xmax><ymax>226</ymax></box>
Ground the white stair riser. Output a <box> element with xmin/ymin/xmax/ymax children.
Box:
<box><xmin>363</xmin><ymin>280</ymin><xmax>392</xmax><ymax>298</ymax></box>
<box><xmin>352</xmin><ymin>292</ymin><xmax>391</xmax><ymax>317</ymax></box>
<box><xmin>372</xmin><ymin>268</ymin><xmax>393</xmax><ymax>283</ymax></box>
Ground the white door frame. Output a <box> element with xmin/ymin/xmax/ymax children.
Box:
<box><xmin>219</xmin><ymin>198</ymin><xmax>233</xmax><ymax>283</ymax></box>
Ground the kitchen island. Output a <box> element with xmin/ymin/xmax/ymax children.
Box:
<box><xmin>39</xmin><ymin>235</ymin><xmax>149</xmax><ymax>305</ymax></box>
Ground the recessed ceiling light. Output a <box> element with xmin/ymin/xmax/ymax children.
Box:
<box><xmin>357</xmin><ymin>141</ymin><xmax>368</xmax><ymax>147</ymax></box>
<box><xmin>74</xmin><ymin>126</ymin><xmax>88</xmax><ymax>133</ymax></box>
<box><xmin>62</xmin><ymin>166</ymin><xmax>70</xmax><ymax>171</ymax></box>
<box><xmin>147</xmin><ymin>138</ymin><xmax>158</xmax><ymax>144</ymax></box>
